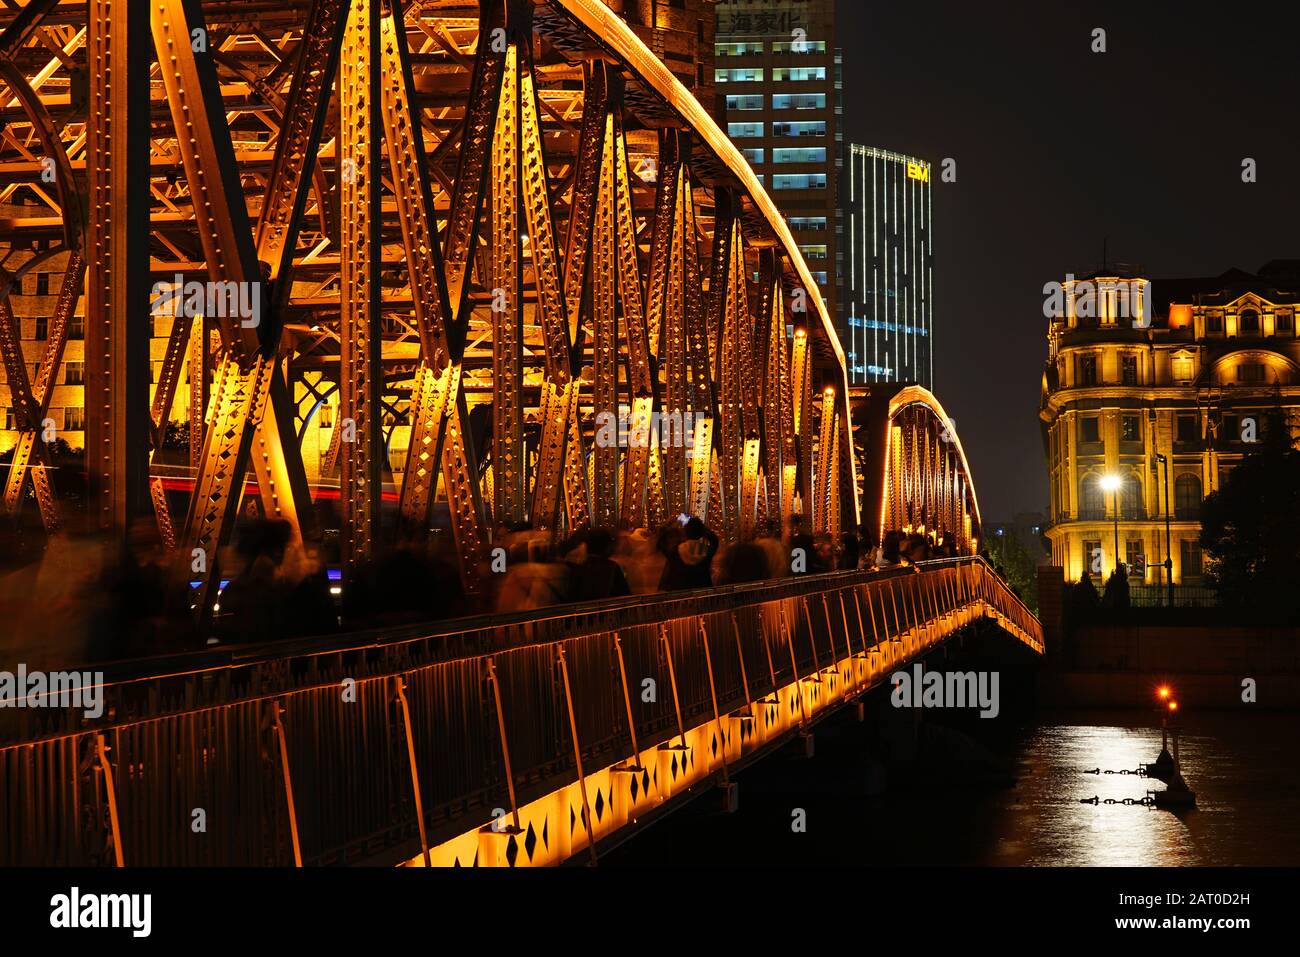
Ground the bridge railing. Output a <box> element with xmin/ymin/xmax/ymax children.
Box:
<box><xmin>0</xmin><ymin>558</ymin><xmax>1041</xmax><ymax>867</ymax></box>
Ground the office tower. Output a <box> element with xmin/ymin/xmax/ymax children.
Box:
<box><xmin>714</xmin><ymin>0</ymin><xmax>841</xmax><ymax>321</ymax></box>
<box><xmin>843</xmin><ymin>145</ymin><xmax>934</xmax><ymax>389</ymax></box>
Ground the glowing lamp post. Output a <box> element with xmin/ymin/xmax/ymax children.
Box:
<box><xmin>1100</xmin><ymin>473</ymin><xmax>1122</xmax><ymax>575</ymax></box>
<box><xmin>1167</xmin><ymin>700</ymin><xmax>1181</xmax><ymax>770</ymax></box>
<box><xmin>1155</xmin><ymin>452</ymin><xmax>1174</xmax><ymax>607</ymax></box>
<box><xmin>1154</xmin><ymin>685</ymin><xmax>1176</xmax><ymax>774</ymax></box>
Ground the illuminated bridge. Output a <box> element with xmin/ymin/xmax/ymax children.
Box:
<box><xmin>0</xmin><ymin>0</ymin><xmax>1041</xmax><ymax>866</ymax></box>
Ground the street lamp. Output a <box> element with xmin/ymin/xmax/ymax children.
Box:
<box><xmin>1155</xmin><ymin>453</ymin><xmax>1174</xmax><ymax>607</ymax></box>
<box><xmin>1100</xmin><ymin>473</ymin><xmax>1122</xmax><ymax>576</ymax></box>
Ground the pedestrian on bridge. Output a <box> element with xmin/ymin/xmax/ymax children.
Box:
<box><xmin>569</xmin><ymin>527</ymin><xmax>631</xmax><ymax>602</ymax></box>
<box><xmin>658</xmin><ymin>516</ymin><xmax>719</xmax><ymax>591</ymax></box>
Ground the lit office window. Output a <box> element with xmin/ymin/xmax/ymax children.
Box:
<box><xmin>771</xmin><ymin>40</ymin><xmax>827</xmax><ymax>53</ymax></box>
<box><xmin>772</xmin><ymin>173</ymin><xmax>826</xmax><ymax>190</ymax></box>
<box><xmin>772</xmin><ymin>121</ymin><xmax>826</xmax><ymax>137</ymax></box>
<box><xmin>715</xmin><ymin>68</ymin><xmax>765</xmax><ymax>83</ymax></box>
<box><xmin>787</xmin><ymin>216</ymin><xmax>827</xmax><ymax>231</ymax></box>
<box><xmin>772</xmin><ymin>147</ymin><xmax>826</xmax><ymax>164</ymax></box>
<box><xmin>715</xmin><ymin>41</ymin><xmax>763</xmax><ymax>56</ymax></box>
<box><xmin>772</xmin><ymin>66</ymin><xmax>826</xmax><ymax>81</ymax></box>
<box><xmin>771</xmin><ymin>93</ymin><xmax>826</xmax><ymax>110</ymax></box>
<box><xmin>725</xmin><ymin>94</ymin><xmax>764</xmax><ymax>111</ymax></box>
<box><xmin>727</xmin><ymin>122</ymin><xmax>764</xmax><ymax>138</ymax></box>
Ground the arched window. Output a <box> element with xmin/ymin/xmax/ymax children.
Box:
<box><xmin>1239</xmin><ymin>309</ymin><xmax>1260</xmax><ymax>335</ymax></box>
<box><xmin>1080</xmin><ymin>474</ymin><xmax>1105</xmax><ymax>519</ymax></box>
<box><xmin>1175</xmin><ymin>474</ymin><xmax>1202</xmax><ymax>518</ymax></box>
<box><xmin>1120</xmin><ymin>474</ymin><xmax>1144</xmax><ymax>519</ymax></box>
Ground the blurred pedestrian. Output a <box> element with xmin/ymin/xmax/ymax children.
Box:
<box><xmin>570</xmin><ymin>527</ymin><xmax>631</xmax><ymax>602</ymax></box>
<box><xmin>658</xmin><ymin>516</ymin><xmax>719</xmax><ymax>590</ymax></box>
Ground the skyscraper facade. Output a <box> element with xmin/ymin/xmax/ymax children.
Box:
<box><xmin>843</xmin><ymin>145</ymin><xmax>934</xmax><ymax>389</ymax></box>
<box><xmin>714</xmin><ymin>0</ymin><xmax>841</xmax><ymax>321</ymax></box>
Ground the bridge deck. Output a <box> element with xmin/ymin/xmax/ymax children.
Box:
<box><xmin>0</xmin><ymin>558</ymin><xmax>1040</xmax><ymax>867</ymax></box>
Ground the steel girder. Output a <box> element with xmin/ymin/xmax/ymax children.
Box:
<box><xmin>854</xmin><ymin>384</ymin><xmax>985</xmax><ymax>553</ymax></box>
<box><xmin>0</xmin><ymin>0</ymin><xmax>871</xmax><ymax>605</ymax></box>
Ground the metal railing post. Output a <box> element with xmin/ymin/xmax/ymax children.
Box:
<box><xmin>392</xmin><ymin>675</ymin><xmax>430</xmax><ymax>867</ymax></box>
<box><xmin>698</xmin><ymin>619</ymin><xmax>730</xmax><ymax>784</ymax></box>
<box><xmin>612</xmin><ymin>632</ymin><xmax>643</xmax><ymax>768</ymax></box>
<box><xmin>270</xmin><ymin>700</ymin><xmax>303</xmax><ymax>867</ymax></box>
<box><xmin>485</xmin><ymin>657</ymin><xmax>522</xmax><ymax>834</ymax></box>
<box><xmin>557</xmin><ymin>644</ymin><xmax>598</xmax><ymax>865</ymax></box>
<box><xmin>93</xmin><ymin>733</ymin><xmax>125</xmax><ymax>867</ymax></box>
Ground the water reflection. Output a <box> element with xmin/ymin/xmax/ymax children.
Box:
<box><xmin>980</xmin><ymin>712</ymin><xmax>1300</xmax><ymax>867</ymax></box>
<box><xmin>606</xmin><ymin>709</ymin><xmax>1300</xmax><ymax>868</ymax></box>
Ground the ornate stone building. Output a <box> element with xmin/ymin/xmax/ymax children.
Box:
<box><xmin>1041</xmin><ymin>261</ymin><xmax>1300</xmax><ymax>588</ymax></box>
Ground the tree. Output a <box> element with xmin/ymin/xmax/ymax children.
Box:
<box><xmin>984</xmin><ymin>528</ymin><xmax>1040</xmax><ymax>613</ymax></box>
<box><xmin>1199</xmin><ymin>410</ymin><xmax>1300</xmax><ymax>618</ymax></box>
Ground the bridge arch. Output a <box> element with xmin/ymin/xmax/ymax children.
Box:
<box><xmin>852</xmin><ymin>384</ymin><xmax>984</xmax><ymax>554</ymax></box>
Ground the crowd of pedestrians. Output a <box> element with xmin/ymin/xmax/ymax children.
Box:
<box><xmin>5</xmin><ymin>512</ymin><xmax>969</xmax><ymax>662</ymax></box>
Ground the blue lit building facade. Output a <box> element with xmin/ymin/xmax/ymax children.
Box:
<box><xmin>843</xmin><ymin>145</ymin><xmax>933</xmax><ymax>389</ymax></box>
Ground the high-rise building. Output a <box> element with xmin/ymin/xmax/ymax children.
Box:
<box><xmin>714</xmin><ymin>0</ymin><xmax>841</xmax><ymax>321</ymax></box>
<box><xmin>842</xmin><ymin>145</ymin><xmax>934</xmax><ymax>389</ymax></box>
<box><xmin>1040</xmin><ymin>261</ymin><xmax>1300</xmax><ymax>589</ymax></box>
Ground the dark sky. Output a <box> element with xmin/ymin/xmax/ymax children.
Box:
<box><xmin>837</xmin><ymin>1</ymin><xmax>1300</xmax><ymax>520</ymax></box>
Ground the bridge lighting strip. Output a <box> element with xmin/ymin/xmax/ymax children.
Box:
<box><xmin>404</xmin><ymin>597</ymin><xmax>1039</xmax><ymax>867</ymax></box>
<box><xmin>551</xmin><ymin>0</ymin><xmax>851</xmax><ymax>392</ymax></box>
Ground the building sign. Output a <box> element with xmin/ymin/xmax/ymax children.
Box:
<box><xmin>906</xmin><ymin>162</ymin><xmax>929</xmax><ymax>182</ymax></box>
<box><xmin>718</xmin><ymin>2</ymin><xmax>807</xmax><ymax>36</ymax></box>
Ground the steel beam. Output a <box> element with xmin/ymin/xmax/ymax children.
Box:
<box><xmin>85</xmin><ymin>0</ymin><xmax>151</xmax><ymax>539</ymax></box>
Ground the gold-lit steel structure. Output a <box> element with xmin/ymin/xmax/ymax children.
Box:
<box><xmin>0</xmin><ymin>1</ymin><xmax>1017</xmax><ymax>870</ymax></box>
<box><xmin>0</xmin><ymin>1</ymin><xmax>985</xmax><ymax>607</ymax></box>
<box><xmin>1</xmin><ymin>559</ymin><xmax>1041</xmax><ymax>867</ymax></box>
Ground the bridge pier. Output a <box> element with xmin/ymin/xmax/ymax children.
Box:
<box><xmin>798</xmin><ymin>730</ymin><xmax>816</xmax><ymax>759</ymax></box>
<box><xmin>718</xmin><ymin>780</ymin><xmax>740</xmax><ymax>814</ymax></box>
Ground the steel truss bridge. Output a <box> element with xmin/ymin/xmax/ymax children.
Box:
<box><xmin>0</xmin><ymin>0</ymin><xmax>982</xmax><ymax>598</ymax></box>
<box><xmin>2</xmin><ymin>559</ymin><xmax>1042</xmax><ymax>867</ymax></box>
<box><xmin>0</xmin><ymin>0</ymin><xmax>1039</xmax><ymax>866</ymax></box>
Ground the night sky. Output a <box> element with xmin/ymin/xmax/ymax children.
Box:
<box><xmin>837</xmin><ymin>1</ymin><xmax>1300</xmax><ymax>521</ymax></box>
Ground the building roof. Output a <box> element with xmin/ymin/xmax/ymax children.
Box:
<box><xmin>1153</xmin><ymin>264</ymin><xmax>1300</xmax><ymax>316</ymax></box>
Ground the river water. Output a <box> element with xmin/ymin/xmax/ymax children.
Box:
<box><xmin>604</xmin><ymin>709</ymin><xmax>1300</xmax><ymax>867</ymax></box>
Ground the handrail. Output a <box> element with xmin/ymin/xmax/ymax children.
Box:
<box><xmin>0</xmin><ymin>559</ymin><xmax>1041</xmax><ymax>866</ymax></box>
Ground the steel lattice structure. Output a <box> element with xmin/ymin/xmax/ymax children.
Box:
<box><xmin>0</xmin><ymin>0</ymin><xmax>983</xmax><ymax>615</ymax></box>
